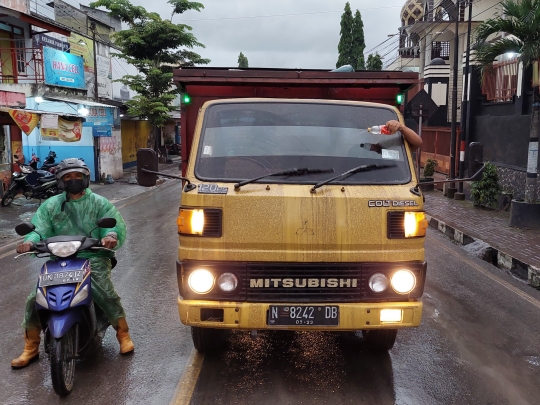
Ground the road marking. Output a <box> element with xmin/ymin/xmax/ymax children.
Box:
<box><xmin>170</xmin><ymin>349</ymin><xmax>205</xmax><ymax>405</ymax></box>
<box><xmin>428</xmin><ymin>233</ymin><xmax>540</xmax><ymax>310</ymax></box>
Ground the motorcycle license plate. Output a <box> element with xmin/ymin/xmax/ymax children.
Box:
<box><xmin>39</xmin><ymin>271</ymin><xmax>84</xmax><ymax>287</ymax></box>
<box><xmin>268</xmin><ymin>305</ymin><xmax>339</xmax><ymax>326</ymax></box>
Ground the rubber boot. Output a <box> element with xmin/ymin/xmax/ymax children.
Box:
<box><xmin>11</xmin><ymin>329</ymin><xmax>41</xmax><ymax>369</ymax></box>
<box><xmin>114</xmin><ymin>318</ymin><xmax>134</xmax><ymax>355</ymax></box>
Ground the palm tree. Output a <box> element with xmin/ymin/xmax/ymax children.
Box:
<box><xmin>475</xmin><ymin>0</ymin><xmax>540</xmax><ymax>203</ymax></box>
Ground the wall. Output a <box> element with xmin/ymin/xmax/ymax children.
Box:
<box><xmin>121</xmin><ymin>120</ymin><xmax>151</xmax><ymax>168</ymax></box>
<box><xmin>99</xmin><ymin>129</ymin><xmax>123</xmax><ymax>179</ymax></box>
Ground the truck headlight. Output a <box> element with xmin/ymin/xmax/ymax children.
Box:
<box><xmin>391</xmin><ymin>270</ymin><xmax>416</xmax><ymax>294</ymax></box>
<box><xmin>404</xmin><ymin>212</ymin><xmax>428</xmax><ymax>237</ymax></box>
<box><xmin>368</xmin><ymin>273</ymin><xmax>389</xmax><ymax>293</ymax></box>
<box><xmin>177</xmin><ymin>208</ymin><xmax>222</xmax><ymax>237</ymax></box>
<box><xmin>188</xmin><ymin>269</ymin><xmax>215</xmax><ymax>294</ymax></box>
<box><xmin>217</xmin><ymin>272</ymin><xmax>238</xmax><ymax>292</ymax></box>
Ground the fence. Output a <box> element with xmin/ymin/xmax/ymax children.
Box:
<box><xmin>420</xmin><ymin>126</ymin><xmax>460</xmax><ymax>176</ymax></box>
<box><xmin>0</xmin><ymin>47</ymin><xmax>44</xmax><ymax>84</ymax></box>
<box><xmin>481</xmin><ymin>58</ymin><xmax>519</xmax><ymax>102</ymax></box>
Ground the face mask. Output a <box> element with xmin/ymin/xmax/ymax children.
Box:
<box><xmin>64</xmin><ymin>179</ymin><xmax>86</xmax><ymax>195</ymax></box>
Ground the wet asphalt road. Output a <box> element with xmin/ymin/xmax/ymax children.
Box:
<box><xmin>1</xmin><ymin>182</ymin><xmax>540</xmax><ymax>405</ymax></box>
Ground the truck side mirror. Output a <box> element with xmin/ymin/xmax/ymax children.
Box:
<box><xmin>468</xmin><ymin>142</ymin><xmax>484</xmax><ymax>181</ymax></box>
<box><xmin>136</xmin><ymin>148</ymin><xmax>158</xmax><ymax>187</ymax></box>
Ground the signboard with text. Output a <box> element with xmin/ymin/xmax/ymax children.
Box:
<box><xmin>43</xmin><ymin>47</ymin><xmax>85</xmax><ymax>90</ymax></box>
<box><xmin>33</xmin><ymin>34</ymin><xmax>70</xmax><ymax>52</ymax></box>
<box><xmin>84</xmin><ymin>107</ymin><xmax>114</xmax><ymax>127</ymax></box>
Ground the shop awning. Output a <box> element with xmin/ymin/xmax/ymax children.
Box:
<box><xmin>43</xmin><ymin>96</ymin><xmax>119</xmax><ymax>108</ymax></box>
<box><xmin>0</xmin><ymin>106</ymin><xmax>80</xmax><ymax>118</ymax></box>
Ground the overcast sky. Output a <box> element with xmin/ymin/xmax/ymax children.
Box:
<box><xmin>73</xmin><ymin>0</ymin><xmax>406</xmax><ymax>70</ymax></box>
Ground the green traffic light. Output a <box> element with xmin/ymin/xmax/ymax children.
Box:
<box><xmin>182</xmin><ymin>93</ymin><xmax>191</xmax><ymax>104</ymax></box>
<box><xmin>396</xmin><ymin>94</ymin><xmax>404</xmax><ymax>104</ymax></box>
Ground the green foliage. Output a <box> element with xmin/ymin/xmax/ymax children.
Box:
<box><xmin>470</xmin><ymin>162</ymin><xmax>502</xmax><ymax>208</ymax></box>
<box><xmin>89</xmin><ymin>0</ymin><xmax>209</xmax><ymax>144</ymax></box>
<box><xmin>238</xmin><ymin>52</ymin><xmax>249</xmax><ymax>68</ymax></box>
<box><xmin>336</xmin><ymin>4</ymin><xmax>366</xmax><ymax>70</ymax></box>
<box><xmin>366</xmin><ymin>53</ymin><xmax>383</xmax><ymax>71</ymax></box>
<box><xmin>352</xmin><ymin>10</ymin><xmax>365</xmax><ymax>70</ymax></box>
<box><xmin>423</xmin><ymin>158</ymin><xmax>438</xmax><ymax>178</ymax></box>
<box><xmin>336</xmin><ymin>3</ymin><xmax>354</xmax><ymax>68</ymax></box>
<box><xmin>475</xmin><ymin>0</ymin><xmax>540</xmax><ymax>75</ymax></box>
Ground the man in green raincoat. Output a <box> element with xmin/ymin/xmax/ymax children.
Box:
<box><xmin>11</xmin><ymin>158</ymin><xmax>134</xmax><ymax>369</ymax></box>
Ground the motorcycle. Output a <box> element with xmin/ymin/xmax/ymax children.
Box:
<box><xmin>14</xmin><ymin>218</ymin><xmax>117</xmax><ymax>397</ymax></box>
<box><xmin>29</xmin><ymin>151</ymin><xmax>57</xmax><ymax>173</ymax></box>
<box><xmin>1</xmin><ymin>162</ymin><xmax>61</xmax><ymax>207</ymax></box>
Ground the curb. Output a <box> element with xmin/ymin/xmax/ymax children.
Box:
<box><xmin>425</xmin><ymin>214</ymin><xmax>540</xmax><ymax>289</ymax></box>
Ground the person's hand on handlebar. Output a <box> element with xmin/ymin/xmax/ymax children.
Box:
<box><xmin>16</xmin><ymin>242</ymin><xmax>34</xmax><ymax>254</ymax></box>
<box><xmin>101</xmin><ymin>236</ymin><xmax>117</xmax><ymax>249</ymax></box>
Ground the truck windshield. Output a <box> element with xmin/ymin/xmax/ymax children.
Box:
<box><xmin>195</xmin><ymin>102</ymin><xmax>411</xmax><ymax>185</ymax></box>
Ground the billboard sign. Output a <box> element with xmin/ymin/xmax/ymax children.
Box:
<box><xmin>43</xmin><ymin>47</ymin><xmax>85</xmax><ymax>90</ymax></box>
<box><xmin>84</xmin><ymin>106</ymin><xmax>114</xmax><ymax>127</ymax></box>
<box><xmin>97</xmin><ymin>55</ymin><xmax>112</xmax><ymax>98</ymax></box>
<box><xmin>33</xmin><ymin>34</ymin><xmax>70</xmax><ymax>52</ymax></box>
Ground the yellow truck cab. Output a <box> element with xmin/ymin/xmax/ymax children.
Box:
<box><xmin>175</xmin><ymin>96</ymin><xmax>427</xmax><ymax>352</ymax></box>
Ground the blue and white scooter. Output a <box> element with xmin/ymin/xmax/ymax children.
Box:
<box><xmin>15</xmin><ymin>218</ymin><xmax>116</xmax><ymax>397</ymax></box>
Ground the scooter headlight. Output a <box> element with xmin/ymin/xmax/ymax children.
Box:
<box><xmin>47</xmin><ymin>241</ymin><xmax>82</xmax><ymax>257</ymax></box>
<box><xmin>36</xmin><ymin>288</ymin><xmax>48</xmax><ymax>309</ymax></box>
<box><xmin>188</xmin><ymin>269</ymin><xmax>215</xmax><ymax>294</ymax></box>
<box><xmin>70</xmin><ymin>285</ymin><xmax>89</xmax><ymax>307</ymax></box>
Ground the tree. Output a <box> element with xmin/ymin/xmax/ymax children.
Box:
<box><xmin>475</xmin><ymin>0</ymin><xmax>540</xmax><ymax>203</ymax></box>
<box><xmin>366</xmin><ymin>53</ymin><xmax>383</xmax><ymax>70</ymax></box>
<box><xmin>89</xmin><ymin>0</ymin><xmax>210</xmax><ymax>149</ymax></box>
<box><xmin>238</xmin><ymin>52</ymin><xmax>249</xmax><ymax>68</ymax></box>
<box><xmin>336</xmin><ymin>2</ymin><xmax>354</xmax><ymax>68</ymax></box>
<box><xmin>352</xmin><ymin>10</ymin><xmax>366</xmax><ymax>70</ymax></box>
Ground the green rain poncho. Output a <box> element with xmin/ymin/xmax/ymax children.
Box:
<box><xmin>22</xmin><ymin>189</ymin><xmax>128</xmax><ymax>329</ymax></box>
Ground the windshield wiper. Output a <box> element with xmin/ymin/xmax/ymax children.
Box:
<box><xmin>310</xmin><ymin>164</ymin><xmax>396</xmax><ymax>193</ymax></box>
<box><xmin>234</xmin><ymin>167</ymin><xmax>334</xmax><ymax>189</ymax></box>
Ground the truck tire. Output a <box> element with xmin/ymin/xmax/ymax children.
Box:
<box><xmin>191</xmin><ymin>327</ymin><xmax>227</xmax><ymax>352</ymax></box>
<box><xmin>1</xmin><ymin>190</ymin><xmax>15</xmax><ymax>206</ymax></box>
<box><xmin>362</xmin><ymin>329</ymin><xmax>398</xmax><ymax>351</ymax></box>
<box><xmin>50</xmin><ymin>327</ymin><xmax>76</xmax><ymax>396</ymax></box>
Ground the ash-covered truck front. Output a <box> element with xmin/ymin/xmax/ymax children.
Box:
<box><xmin>143</xmin><ymin>68</ymin><xmax>429</xmax><ymax>352</ymax></box>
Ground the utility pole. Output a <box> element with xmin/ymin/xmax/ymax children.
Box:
<box><xmin>90</xmin><ymin>21</ymin><xmax>98</xmax><ymax>102</ymax></box>
<box><xmin>455</xmin><ymin>0</ymin><xmax>473</xmax><ymax>200</ymax></box>
<box><xmin>448</xmin><ymin>0</ymin><xmax>461</xmax><ymax>198</ymax></box>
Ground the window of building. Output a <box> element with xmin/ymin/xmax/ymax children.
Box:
<box><xmin>482</xmin><ymin>58</ymin><xmax>519</xmax><ymax>103</ymax></box>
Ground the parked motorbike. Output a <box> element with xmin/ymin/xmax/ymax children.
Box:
<box><xmin>14</xmin><ymin>218</ymin><xmax>117</xmax><ymax>397</ymax></box>
<box><xmin>29</xmin><ymin>151</ymin><xmax>58</xmax><ymax>173</ymax></box>
<box><xmin>1</xmin><ymin>162</ymin><xmax>61</xmax><ymax>207</ymax></box>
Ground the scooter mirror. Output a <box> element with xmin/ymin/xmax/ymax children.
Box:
<box><xmin>15</xmin><ymin>223</ymin><xmax>36</xmax><ymax>236</ymax></box>
<box><xmin>136</xmin><ymin>148</ymin><xmax>158</xmax><ymax>187</ymax></box>
<box><xmin>96</xmin><ymin>217</ymin><xmax>117</xmax><ymax>229</ymax></box>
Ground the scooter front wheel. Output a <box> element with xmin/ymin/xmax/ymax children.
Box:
<box><xmin>1</xmin><ymin>190</ymin><xmax>16</xmax><ymax>206</ymax></box>
<box><xmin>50</xmin><ymin>327</ymin><xmax>76</xmax><ymax>396</ymax></box>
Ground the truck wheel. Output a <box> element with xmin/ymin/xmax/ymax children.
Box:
<box><xmin>362</xmin><ymin>329</ymin><xmax>398</xmax><ymax>351</ymax></box>
<box><xmin>191</xmin><ymin>327</ymin><xmax>227</xmax><ymax>352</ymax></box>
<box><xmin>1</xmin><ymin>190</ymin><xmax>15</xmax><ymax>207</ymax></box>
<box><xmin>50</xmin><ymin>327</ymin><xmax>76</xmax><ymax>396</ymax></box>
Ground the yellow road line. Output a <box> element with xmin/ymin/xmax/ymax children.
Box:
<box><xmin>428</xmin><ymin>233</ymin><xmax>540</xmax><ymax>310</ymax></box>
<box><xmin>170</xmin><ymin>349</ymin><xmax>205</xmax><ymax>405</ymax></box>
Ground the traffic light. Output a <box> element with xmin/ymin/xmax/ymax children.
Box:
<box><xmin>396</xmin><ymin>93</ymin><xmax>404</xmax><ymax>105</ymax></box>
<box><xmin>182</xmin><ymin>93</ymin><xmax>191</xmax><ymax>105</ymax></box>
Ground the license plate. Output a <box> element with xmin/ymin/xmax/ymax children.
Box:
<box><xmin>268</xmin><ymin>305</ymin><xmax>339</xmax><ymax>326</ymax></box>
<box><xmin>39</xmin><ymin>271</ymin><xmax>84</xmax><ymax>287</ymax></box>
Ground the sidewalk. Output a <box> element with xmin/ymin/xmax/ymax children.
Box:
<box><xmin>423</xmin><ymin>189</ymin><xmax>540</xmax><ymax>288</ymax></box>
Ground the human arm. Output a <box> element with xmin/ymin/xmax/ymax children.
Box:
<box><xmin>96</xmin><ymin>196</ymin><xmax>127</xmax><ymax>250</ymax></box>
<box><xmin>385</xmin><ymin>120</ymin><xmax>422</xmax><ymax>151</ymax></box>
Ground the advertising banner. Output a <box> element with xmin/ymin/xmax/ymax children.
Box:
<box><xmin>84</xmin><ymin>107</ymin><xmax>114</xmax><ymax>127</ymax></box>
<box><xmin>33</xmin><ymin>34</ymin><xmax>70</xmax><ymax>52</ymax></box>
<box><xmin>68</xmin><ymin>33</ymin><xmax>95</xmax><ymax>95</ymax></box>
<box><xmin>43</xmin><ymin>47</ymin><xmax>85</xmax><ymax>90</ymax></box>
<box><xmin>41</xmin><ymin>117</ymin><xmax>83</xmax><ymax>142</ymax></box>
<box><xmin>8</xmin><ymin>109</ymin><xmax>40</xmax><ymax>135</ymax></box>
<box><xmin>97</xmin><ymin>55</ymin><xmax>112</xmax><ymax>98</ymax></box>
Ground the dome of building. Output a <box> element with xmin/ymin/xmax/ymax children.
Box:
<box><xmin>401</xmin><ymin>0</ymin><xmax>424</xmax><ymax>26</ymax></box>
<box><xmin>429</xmin><ymin>58</ymin><xmax>447</xmax><ymax>65</ymax></box>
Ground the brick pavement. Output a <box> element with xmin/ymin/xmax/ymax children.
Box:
<box><xmin>423</xmin><ymin>189</ymin><xmax>540</xmax><ymax>285</ymax></box>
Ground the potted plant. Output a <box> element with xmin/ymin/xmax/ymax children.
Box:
<box><xmin>419</xmin><ymin>158</ymin><xmax>438</xmax><ymax>191</ymax></box>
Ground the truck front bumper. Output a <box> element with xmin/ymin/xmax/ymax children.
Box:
<box><xmin>178</xmin><ymin>298</ymin><xmax>422</xmax><ymax>330</ymax></box>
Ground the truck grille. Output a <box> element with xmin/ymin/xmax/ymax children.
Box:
<box><xmin>245</xmin><ymin>264</ymin><xmax>367</xmax><ymax>302</ymax></box>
